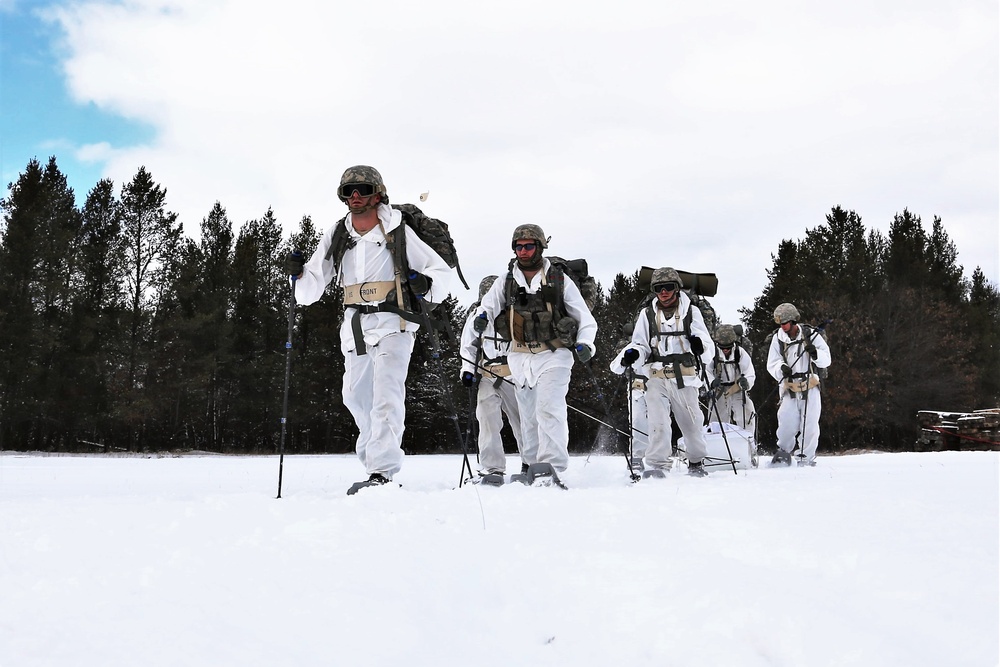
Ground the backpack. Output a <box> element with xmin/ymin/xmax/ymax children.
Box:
<box><xmin>325</xmin><ymin>203</ymin><xmax>470</xmax><ymax>290</ymax></box>
<box><xmin>546</xmin><ymin>256</ymin><xmax>599</xmax><ymax>312</ymax></box>
<box><xmin>637</xmin><ymin>265</ymin><xmax>718</xmax><ymax>336</ymax></box>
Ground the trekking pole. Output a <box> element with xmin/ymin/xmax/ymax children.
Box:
<box><xmin>457</xmin><ymin>353</ymin><xmax>638</xmax><ymax>440</ymax></box>
<box><xmin>797</xmin><ymin>373</ymin><xmax>812</xmax><ymax>464</ymax></box>
<box><xmin>578</xmin><ymin>358</ymin><xmax>641</xmax><ymax>482</ymax></box>
<box><xmin>627</xmin><ymin>366</ymin><xmax>635</xmax><ymax>466</ymax></box>
<box><xmin>276</xmin><ymin>279</ymin><xmax>297</xmax><ymax>499</ymax></box>
<box><xmin>466</xmin><ymin>384</ymin><xmax>479</xmax><ymax>464</ymax></box>
<box><xmin>700</xmin><ymin>360</ymin><xmax>738</xmax><ymax>475</ymax></box>
<box><xmin>411</xmin><ymin>299</ymin><xmax>476</xmax><ymax>486</ymax></box>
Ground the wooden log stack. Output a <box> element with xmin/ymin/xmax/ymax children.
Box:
<box><xmin>917</xmin><ymin>408</ymin><xmax>1000</xmax><ymax>450</ymax></box>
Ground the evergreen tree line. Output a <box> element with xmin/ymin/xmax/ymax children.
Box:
<box><xmin>2</xmin><ymin>157</ymin><xmax>997</xmax><ymax>455</ymax></box>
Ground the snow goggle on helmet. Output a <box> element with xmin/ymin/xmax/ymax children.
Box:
<box><xmin>652</xmin><ymin>282</ymin><xmax>679</xmax><ymax>294</ymax></box>
<box><xmin>338</xmin><ymin>182</ymin><xmax>378</xmax><ymax>199</ymax></box>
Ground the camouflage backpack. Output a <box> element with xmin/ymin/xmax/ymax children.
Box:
<box><xmin>325</xmin><ymin>203</ymin><xmax>470</xmax><ymax>290</ymax></box>
<box><xmin>546</xmin><ymin>256</ymin><xmax>599</xmax><ymax>312</ymax></box>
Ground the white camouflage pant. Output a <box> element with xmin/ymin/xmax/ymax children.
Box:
<box><xmin>515</xmin><ymin>365</ymin><xmax>572</xmax><ymax>472</ymax></box>
<box><xmin>776</xmin><ymin>387</ymin><xmax>822</xmax><ymax>462</ymax></box>
<box><xmin>342</xmin><ymin>331</ymin><xmax>415</xmax><ymax>478</ymax></box>
<box><xmin>629</xmin><ymin>386</ymin><xmax>650</xmax><ymax>459</ymax></box>
<box><xmin>645</xmin><ymin>377</ymin><xmax>708</xmax><ymax>468</ymax></box>
<box><xmin>713</xmin><ymin>391</ymin><xmax>756</xmax><ymax>430</ymax></box>
<box><xmin>475</xmin><ymin>375</ymin><xmax>524</xmax><ymax>474</ymax></box>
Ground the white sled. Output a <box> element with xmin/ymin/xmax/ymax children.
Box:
<box><xmin>677</xmin><ymin>422</ymin><xmax>758</xmax><ymax>471</ymax></box>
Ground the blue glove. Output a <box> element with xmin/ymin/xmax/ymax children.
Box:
<box><xmin>408</xmin><ymin>271</ymin><xmax>431</xmax><ymax>297</ymax></box>
<box><xmin>285</xmin><ymin>250</ymin><xmax>304</xmax><ymax>277</ymax></box>
<box><xmin>472</xmin><ymin>313</ymin><xmax>488</xmax><ymax>334</ymax></box>
<box><xmin>461</xmin><ymin>371</ymin><xmax>478</xmax><ymax>387</ymax></box>
<box><xmin>575</xmin><ymin>343</ymin><xmax>593</xmax><ymax>363</ymax></box>
<box><xmin>621</xmin><ymin>348</ymin><xmax>640</xmax><ymax>367</ymax></box>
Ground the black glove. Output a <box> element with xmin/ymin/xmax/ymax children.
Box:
<box><xmin>472</xmin><ymin>313</ymin><xmax>488</xmax><ymax>334</ymax></box>
<box><xmin>688</xmin><ymin>335</ymin><xmax>704</xmax><ymax>356</ymax></box>
<box><xmin>781</xmin><ymin>364</ymin><xmax>792</xmax><ymax>379</ymax></box>
<box><xmin>804</xmin><ymin>343</ymin><xmax>817</xmax><ymax>359</ymax></box>
<box><xmin>408</xmin><ymin>271</ymin><xmax>431</xmax><ymax>297</ymax></box>
<box><xmin>621</xmin><ymin>349</ymin><xmax>640</xmax><ymax>367</ymax></box>
<box><xmin>575</xmin><ymin>344</ymin><xmax>593</xmax><ymax>363</ymax></box>
<box><xmin>738</xmin><ymin>377</ymin><xmax>750</xmax><ymax>391</ymax></box>
<box><xmin>461</xmin><ymin>371</ymin><xmax>478</xmax><ymax>387</ymax></box>
<box><xmin>285</xmin><ymin>250</ymin><xmax>304</xmax><ymax>277</ymax></box>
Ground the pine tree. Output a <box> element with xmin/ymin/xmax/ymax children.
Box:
<box><xmin>0</xmin><ymin>157</ymin><xmax>81</xmax><ymax>449</ymax></box>
<box><xmin>118</xmin><ymin>166</ymin><xmax>182</xmax><ymax>447</ymax></box>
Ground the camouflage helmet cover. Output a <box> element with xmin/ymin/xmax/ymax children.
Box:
<box><xmin>773</xmin><ymin>302</ymin><xmax>800</xmax><ymax>324</ymax></box>
<box><xmin>511</xmin><ymin>224</ymin><xmax>548</xmax><ymax>249</ymax></box>
<box><xmin>338</xmin><ymin>165</ymin><xmax>388</xmax><ymax>203</ymax></box>
<box><xmin>478</xmin><ymin>275</ymin><xmax>499</xmax><ymax>299</ymax></box>
<box><xmin>650</xmin><ymin>267</ymin><xmax>682</xmax><ymax>292</ymax></box>
<box><xmin>714</xmin><ymin>324</ymin><xmax>738</xmax><ymax>346</ymax></box>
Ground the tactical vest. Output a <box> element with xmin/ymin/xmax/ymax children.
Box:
<box><xmin>644</xmin><ymin>303</ymin><xmax>697</xmax><ymax>387</ymax></box>
<box><xmin>494</xmin><ymin>259</ymin><xmax>577</xmax><ymax>349</ymax></box>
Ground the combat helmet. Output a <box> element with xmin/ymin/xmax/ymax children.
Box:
<box><xmin>338</xmin><ymin>165</ymin><xmax>388</xmax><ymax>204</ymax></box>
<box><xmin>649</xmin><ymin>267</ymin><xmax>683</xmax><ymax>292</ymax></box>
<box><xmin>773</xmin><ymin>303</ymin><xmax>800</xmax><ymax>324</ymax></box>
<box><xmin>714</xmin><ymin>324</ymin><xmax>738</xmax><ymax>346</ymax></box>
<box><xmin>478</xmin><ymin>275</ymin><xmax>499</xmax><ymax>299</ymax></box>
<box><xmin>511</xmin><ymin>224</ymin><xmax>548</xmax><ymax>249</ymax></box>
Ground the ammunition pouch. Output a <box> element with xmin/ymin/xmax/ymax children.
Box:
<box><xmin>555</xmin><ymin>316</ymin><xmax>579</xmax><ymax>347</ymax></box>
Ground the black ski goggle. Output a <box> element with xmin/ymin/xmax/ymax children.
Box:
<box><xmin>339</xmin><ymin>183</ymin><xmax>377</xmax><ymax>198</ymax></box>
<box><xmin>653</xmin><ymin>282</ymin><xmax>679</xmax><ymax>293</ymax></box>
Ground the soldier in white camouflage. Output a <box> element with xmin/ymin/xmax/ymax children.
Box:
<box><xmin>766</xmin><ymin>303</ymin><xmax>831</xmax><ymax>466</ymax></box>
<box><xmin>709</xmin><ymin>324</ymin><xmax>756</xmax><ymax>429</ymax></box>
<box><xmin>285</xmin><ymin>165</ymin><xmax>452</xmax><ymax>493</ymax></box>
<box><xmin>459</xmin><ymin>275</ymin><xmax>526</xmax><ymax>484</ymax></box>
<box><xmin>619</xmin><ymin>267</ymin><xmax>715</xmax><ymax>477</ymax></box>
<box><xmin>472</xmin><ymin>224</ymin><xmax>597</xmax><ymax>485</ymax></box>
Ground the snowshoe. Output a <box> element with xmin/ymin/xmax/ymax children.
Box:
<box><xmin>770</xmin><ymin>450</ymin><xmax>792</xmax><ymax>467</ymax></box>
<box><xmin>687</xmin><ymin>461</ymin><xmax>709</xmax><ymax>478</ymax></box>
<box><xmin>347</xmin><ymin>473</ymin><xmax>395</xmax><ymax>495</ymax></box>
<box><xmin>641</xmin><ymin>468</ymin><xmax>668</xmax><ymax>479</ymax></box>
<box><xmin>478</xmin><ymin>471</ymin><xmax>506</xmax><ymax>486</ymax></box>
<box><xmin>526</xmin><ymin>462</ymin><xmax>567</xmax><ymax>489</ymax></box>
<box><xmin>630</xmin><ymin>456</ymin><xmax>645</xmax><ymax>473</ymax></box>
<box><xmin>797</xmin><ymin>458</ymin><xmax>817</xmax><ymax>467</ymax></box>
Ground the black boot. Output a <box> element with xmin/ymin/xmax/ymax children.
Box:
<box><xmin>687</xmin><ymin>461</ymin><xmax>708</xmax><ymax>478</ymax></box>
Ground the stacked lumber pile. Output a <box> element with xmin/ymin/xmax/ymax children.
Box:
<box><xmin>917</xmin><ymin>409</ymin><xmax>1000</xmax><ymax>450</ymax></box>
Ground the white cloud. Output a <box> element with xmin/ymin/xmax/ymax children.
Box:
<box><xmin>44</xmin><ymin>0</ymin><xmax>999</xmax><ymax>326</ymax></box>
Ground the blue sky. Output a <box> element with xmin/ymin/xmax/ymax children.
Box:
<box><xmin>0</xmin><ymin>0</ymin><xmax>997</xmax><ymax>325</ymax></box>
<box><xmin>1</xmin><ymin>1</ymin><xmax>151</xmax><ymax>200</ymax></box>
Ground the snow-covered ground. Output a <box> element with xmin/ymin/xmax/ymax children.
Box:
<box><xmin>1</xmin><ymin>450</ymin><xmax>997</xmax><ymax>667</ymax></box>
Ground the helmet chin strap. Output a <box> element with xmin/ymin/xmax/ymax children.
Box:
<box><xmin>347</xmin><ymin>195</ymin><xmax>381</xmax><ymax>215</ymax></box>
<box><xmin>517</xmin><ymin>251</ymin><xmax>544</xmax><ymax>271</ymax></box>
